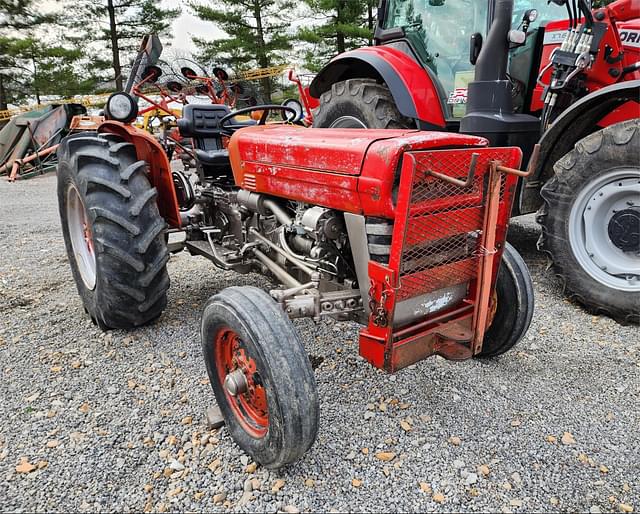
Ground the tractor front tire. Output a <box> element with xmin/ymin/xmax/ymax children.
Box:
<box><xmin>478</xmin><ymin>243</ymin><xmax>535</xmax><ymax>358</ymax></box>
<box><xmin>538</xmin><ymin>119</ymin><xmax>640</xmax><ymax>324</ymax></box>
<box><xmin>57</xmin><ymin>132</ymin><xmax>170</xmax><ymax>330</ymax></box>
<box><xmin>201</xmin><ymin>286</ymin><xmax>319</xmax><ymax>469</ymax></box>
<box><xmin>313</xmin><ymin>79</ymin><xmax>413</xmax><ymax>129</ymax></box>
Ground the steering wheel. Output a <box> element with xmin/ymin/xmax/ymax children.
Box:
<box><xmin>218</xmin><ymin>104</ymin><xmax>299</xmax><ymax>135</ymax></box>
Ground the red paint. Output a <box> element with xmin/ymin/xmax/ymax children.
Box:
<box><xmin>325</xmin><ymin>46</ymin><xmax>447</xmax><ymax>127</ymax></box>
<box><xmin>531</xmin><ymin>0</ymin><xmax>640</xmax><ymax>112</ymax></box>
<box><xmin>99</xmin><ymin>121</ymin><xmax>181</xmax><ymax>228</ymax></box>
<box><xmin>214</xmin><ymin>328</ymin><xmax>269</xmax><ymax>438</ymax></box>
<box><xmin>229</xmin><ymin>125</ymin><xmax>487</xmax><ymax>217</ymax></box>
<box><xmin>359</xmin><ymin>147</ymin><xmax>522</xmax><ymax>372</ymax></box>
<box><xmin>598</xmin><ymin>100</ymin><xmax>640</xmax><ymax>127</ymax></box>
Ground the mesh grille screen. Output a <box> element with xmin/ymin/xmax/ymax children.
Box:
<box><xmin>396</xmin><ymin>149</ymin><xmax>511</xmax><ymax>302</ymax></box>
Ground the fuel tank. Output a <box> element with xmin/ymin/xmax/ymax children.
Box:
<box><xmin>228</xmin><ymin>125</ymin><xmax>488</xmax><ymax>218</ymax></box>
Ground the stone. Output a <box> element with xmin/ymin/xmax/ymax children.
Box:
<box><xmin>205</xmin><ymin>406</ymin><xmax>225</xmax><ymax>430</ymax></box>
<box><xmin>465</xmin><ymin>473</ymin><xmax>478</xmax><ymax>486</ymax></box>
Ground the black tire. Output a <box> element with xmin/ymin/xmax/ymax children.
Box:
<box><xmin>313</xmin><ymin>78</ymin><xmax>413</xmax><ymax>129</ymax></box>
<box><xmin>478</xmin><ymin>243</ymin><xmax>535</xmax><ymax>358</ymax></box>
<box><xmin>538</xmin><ymin>119</ymin><xmax>640</xmax><ymax>324</ymax></box>
<box><xmin>57</xmin><ymin>132</ymin><xmax>170</xmax><ymax>330</ymax></box>
<box><xmin>201</xmin><ymin>286</ymin><xmax>319</xmax><ymax>469</ymax></box>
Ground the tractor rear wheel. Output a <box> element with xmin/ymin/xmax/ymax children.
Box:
<box><xmin>201</xmin><ymin>286</ymin><xmax>319</xmax><ymax>469</ymax></box>
<box><xmin>538</xmin><ymin>119</ymin><xmax>640</xmax><ymax>324</ymax></box>
<box><xmin>313</xmin><ymin>79</ymin><xmax>413</xmax><ymax>129</ymax></box>
<box><xmin>57</xmin><ymin>132</ymin><xmax>170</xmax><ymax>330</ymax></box>
<box><xmin>478</xmin><ymin>243</ymin><xmax>535</xmax><ymax>358</ymax></box>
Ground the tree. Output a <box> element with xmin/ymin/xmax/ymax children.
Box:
<box><xmin>66</xmin><ymin>0</ymin><xmax>179</xmax><ymax>91</ymax></box>
<box><xmin>0</xmin><ymin>0</ymin><xmax>57</xmax><ymax>109</ymax></box>
<box><xmin>297</xmin><ymin>0</ymin><xmax>374</xmax><ymax>71</ymax></box>
<box><xmin>190</xmin><ymin>0</ymin><xmax>296</xmax><ymax>101</ymax></box>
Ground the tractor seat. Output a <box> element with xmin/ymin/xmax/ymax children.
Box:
<box><xmin>177</xmin><ymin>104</ymin><xmax>255</xmax><ymax>170</ymax></box>
<box><xmin>194</xmin><ymin>148</ymin><xmax>229</xmax><ymax>166</ymax></box>
<box><xmin>178</xmin><ymin>104</ymin><xmax>256</xmax><ymax>139</ymax></box>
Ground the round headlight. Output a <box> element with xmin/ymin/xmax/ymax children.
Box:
<box><xmin>105</xmin><ymin>92</ymin><xmax>138</xmax><ymax>124</ymax></box>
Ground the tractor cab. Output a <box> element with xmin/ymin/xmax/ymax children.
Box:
<box><xmin>375</xmin><ymin>0</ymin><xmax>568</xmax><ymax>119</ymax></box>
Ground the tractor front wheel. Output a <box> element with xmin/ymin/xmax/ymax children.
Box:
<box><xmin>201</xmin><ymin>286</ymin><xmax>319</xmax><ymax>469</ymax></box>
<box><xmin>313</xmin><ymin>79</ymin><xmax>413</xmax><ymax>129</ymax></box>
<box><xmin>538</xmin><ymin>119</ymin><xmax>640</xmax><ymax>324</ymax></box>
<box><xmin>57</xmin><ymin>132</ymin><xmax>170</xmax><ymax>330</ymax></box>
<box><xmin>478</xmin><ymin>243</ymin><xmax>535</xmax><ymax>358</ymax></box>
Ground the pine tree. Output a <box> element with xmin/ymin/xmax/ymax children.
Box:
<box><xmin>189</xmin><ymin>0</ymin><xmax>296</xmax><ymax>101</ymax></box>
<box><xmin>0</xmin><ymin>0</ymin><xmax>57</xmax><ymax>109</ymax></box>
<box><xmin>298</xmin><ymin>0</ymin><xmax>373</xmax><ymax>71</ymax></box>
<box><xmin>66</xmin><ymin>0</ymin><xmax>180</xmax><ymax>92</ymax></box>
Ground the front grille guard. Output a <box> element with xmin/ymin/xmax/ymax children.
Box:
<box><xmin>359</xmin><ymin>146</ymin><xmax>536</xmax><ymax>372</ymax></box>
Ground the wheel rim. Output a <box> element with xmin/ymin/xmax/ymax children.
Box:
<box><xmin>568</xmin><ymin>167</ymin><xmax>640</xmax><ymax>292</ymax></box>
<box><xmin>329</xmin><ymin>115</ymin><xmax>368</xmax><ymax>129</ymax></box>
<box><xmin>214</xmin><ymin>328</ymin><xmax>269</xmax><ymax>438</ymax></box>
<box><xmin>67</xmin><ymin>185</ymin><xmax>97</xmax><ymax>290</ymax></box>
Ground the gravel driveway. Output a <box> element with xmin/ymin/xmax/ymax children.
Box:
<box><xmin>0</xmin><ymin>174</ymin><xmax>637</xmax><ymax>514</ymax></box>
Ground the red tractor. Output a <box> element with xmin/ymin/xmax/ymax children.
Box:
<box><xmin>310</xmin><ymin>0</ymin><xmax>640</xmax><ymax>323</ymax></box>
<box><xmin>56</xmin><ymin>18</ymin><xmax>539</xmax><ymax>467</ymax></box>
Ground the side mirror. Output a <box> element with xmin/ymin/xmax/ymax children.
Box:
<box><xmin>522</xmin><ymin>9</ymin><xmax>538</xmax><ymax>32</ymax></box>
<box><xmin>469</xmin><ymin>32</ymin><xmax>483</xmax><ymax>65</ymax></box>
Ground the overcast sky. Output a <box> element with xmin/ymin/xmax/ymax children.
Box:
<box><xmin>41</xmin><ymin>0</ymin><xmax>224</xmax><ymax>53</ymax></box>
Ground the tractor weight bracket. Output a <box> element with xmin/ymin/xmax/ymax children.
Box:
<box><xmin>491</xmin><ymin>144</ymin><xmax>540</xmax><ymax>178</ymax></box>
<box><xmin>426</xmin><ymin>152</ymin><xmax>479</xmax><ymax>188</ymax></box>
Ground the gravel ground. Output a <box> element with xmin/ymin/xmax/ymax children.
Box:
<box><xmin>0</xmin><ymin>174</ymin><xmax>638</xmax><ymax>514</ymax></box>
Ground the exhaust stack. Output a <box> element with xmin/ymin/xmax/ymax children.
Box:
<box><xmin>460</xmin><ymin>0</ymin><xmax>540</xmax><ymax>155</ymax></box>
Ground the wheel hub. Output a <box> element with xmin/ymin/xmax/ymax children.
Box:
<box><xmin>215</xmin><ymin>329</ymin><xmax>269</xmax><ymax>438</ymax></box>
<box><xmin>224</xmin><ymin>368</ymin><xmax>249</xmax><ymax>397</ymax></box>
<box><xmin>570</xmin><ymin>170</ymin><xmax>640</xmax><ymax>291</ymax></box>
<box><xmin>67</xmin><ymin>185</ymin><xmax>97</xmax><ymax>290</ymax></box>
<box><xmin>329</xmin><ymin>115</ymin><xmax>368</xmax><ymax>129</ymax></box>
<box><xmin>608</xmin><ymin>208</ymin><xmax>640</xmax><ymax>252</ymax></box>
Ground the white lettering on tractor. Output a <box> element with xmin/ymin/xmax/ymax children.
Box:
<box><xmin>543</xmin><ymin>30</ymin><xmax>567</xmax><ymax>45</ymax></box>
<box><xmin>619</xmin><ymin>29</ymin><xmax>640</xmax><ymax>48</ymax></box>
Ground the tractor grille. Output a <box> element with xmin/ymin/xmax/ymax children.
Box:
<box><xmin>392</xmin><ymin>149</ymin><xmax>519</xmax><ymax>302</ymax></box>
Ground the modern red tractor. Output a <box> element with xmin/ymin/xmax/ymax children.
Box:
<box><xmin>310</xmin><ymin>0</ymin><xmax>640</xmax><ymax>323</ymax></box>
<box><xmin>55</xmin><ymin>26</ymin><xmax>539</xmax><ymax>467</ymax></box>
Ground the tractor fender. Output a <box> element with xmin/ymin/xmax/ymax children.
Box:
<box><xmin>309</xmin><ymin>46</ymin><xmax>448</xmax><ymax>129</ymax></box>
<box><xmin>99</xmin><ymin>120</ymin><xmax>181</xmax><ymax>228</ymax></box>
<box><xmin>520</xmin><ymin>79</ymin><xmax>640</xmax><ymax>214</ymax></box>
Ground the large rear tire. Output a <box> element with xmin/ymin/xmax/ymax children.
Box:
<box><xmin>538</xmin><ymin>119</ymin><xmax>640</xmax><ymax>324</ymax></box>
<box><xmin>478</xmin><ymin>243</ymin><xmax>535</xmax><ymax>358</ymax></box>
<box><xmin>201</xmin><ymin>286</ymin><xmax>319</xmax><ymax>469</ymax></box>
<box><xmin>313</xmin><ymin>79</ymin><xmax>413</xmax><ymax>129</ymax></box>
<box><xmin>57</xmin><ymin>132</ymin><xmax>170</xmax><ymax>330</ymax></box>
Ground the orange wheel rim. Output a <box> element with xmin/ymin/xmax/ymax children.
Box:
<box><xmin>214</xmin><ymin>328</ymin><xmax>269</xmax><ymax>438</ymax></box>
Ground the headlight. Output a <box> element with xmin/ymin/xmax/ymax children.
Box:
<box><xmin>105</xmin><ymin>92</ymin><xmax>138</xmax><ymax>124</ymax></box>
<box><xmin>526</xmin><ymin>9</ymin><xmax>538</xmax><ymax>23</ymax></box>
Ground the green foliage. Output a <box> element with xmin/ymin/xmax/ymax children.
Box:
<box><xmin>190</xmin><ymin>0</ymin><xmax>296</xmax><ymax>101</ymax></box>
<box><xmin>298</xmin><ymin>0</ymin><xmax>375</xmax><ymax>71</ymax></box>
<box><xmin>0</xmin><ymin>0</ymin><xmax>56</xmax><ymax>30</ymax></box>
<box><xmin>66</xmin><ymin>0</ymin><xmax>179</xmax><ymax>91</ymax></box>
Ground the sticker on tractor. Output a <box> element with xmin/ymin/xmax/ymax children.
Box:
<box><xmin>543</xmin><ymin>30</ymin><xmax>567</xmax><ymax>45</ymax></box>
<box><xmin>447</xmin><ymin>88</ymin><xmax>468</xmax><ymax>105</ymax></box>
<box><xmin>619</xmin><ymin>29</ymin><xmax>640</xmax><ymax>48</ymax></box>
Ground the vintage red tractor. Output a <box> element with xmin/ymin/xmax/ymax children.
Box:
<box><xmin>56</xmin><ymin>21</ymin><xmax>537</xmax><ymax>467</ymax></box>
<box><xmin>309</xmin><ymin>0</ymin><xmax>640</xmax><ymax>323</ymax></box>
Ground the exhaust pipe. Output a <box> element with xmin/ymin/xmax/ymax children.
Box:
<box><xmin>460</xmin><ymin>0</ymin><xmax>540</xmax><ymax>155</ymax></box>
<box><xmin>475</xmin><ymin>0</ymin><xmax>512</xmax><ymax>83</ymax></box>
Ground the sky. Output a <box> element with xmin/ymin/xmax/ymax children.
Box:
<box><xmin>40</xmin><ymin>0</ymin><xmax>225</xmax><ymax>53</ymax></box>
